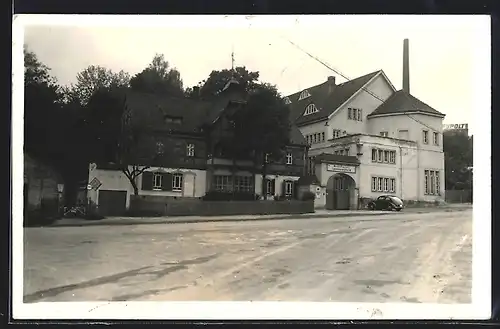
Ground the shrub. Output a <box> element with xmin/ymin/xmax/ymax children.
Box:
<box><xmin>301</xmin><ymin>191</ymin><xmax>316</xmax><ymax>201</ymax></box>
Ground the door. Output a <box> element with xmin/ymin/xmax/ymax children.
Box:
<box><xmin>98</xmin><ymin>190</ymin><xmax>127</xmax><ymax>216</ymax></box>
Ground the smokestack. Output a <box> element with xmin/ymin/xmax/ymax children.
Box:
<box><xmin>403</xmin><ymin>38</ymin><xmax>410</xmax><ymax>93</ymax></box>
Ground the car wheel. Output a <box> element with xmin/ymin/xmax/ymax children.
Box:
<box><xmin>368</xmin><ymin>203</ymin><xmax>375</xmax><ymax>210</ymax></box>
<box><xmin>396</xmin><ymin>208</ymin><xmax>402</xmax><ymax>212</ymax></box>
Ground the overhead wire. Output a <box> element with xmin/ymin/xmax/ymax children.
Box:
<box><xmin>284</xmin><ymin>38</ymin><xmax>442</xmax><ymax>134</ymax></box>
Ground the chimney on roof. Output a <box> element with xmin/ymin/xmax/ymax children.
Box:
<box><xmin>403</xmin><ymin>38</ymin><xmax>410</xmax><ymax>93</ymax></box>
<box><xmin>327</xmin><ymin>76</ymin><xmax>336</xmax><ymax>94</ymax></box>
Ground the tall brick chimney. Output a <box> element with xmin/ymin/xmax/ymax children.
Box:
<box><xmin>403</xmin><ymin>38</ymin><xmax>410</xmax><ymax>93</ymax></box>
<box><xmin>327</xmin><ymin>76</ymin><xmax>336</xmax><ymax>94</ymax></box>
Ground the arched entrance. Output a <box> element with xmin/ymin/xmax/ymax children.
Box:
<box><xmin>326</xmin><ymin>174</ymin><xmax>356</xmax><ymax>210</ymax></box>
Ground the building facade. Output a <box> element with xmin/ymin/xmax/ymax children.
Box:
<box><xmin>87</xmin><ymin>81</ymin><xmax>307</xmax><ymax>215</ymax></box>
<box><xmin>285</xmin><ymin>40</ymin><xmax>445</xmax><ymax>209</ymax></box>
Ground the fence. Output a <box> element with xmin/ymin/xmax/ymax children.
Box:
<box><xmin>445</xmin><ymin>189</ymin><xmax>472</xmax><ymax>204</ymax></box>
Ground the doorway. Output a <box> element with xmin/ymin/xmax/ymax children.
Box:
<box><xmin>326</xmin><ymin>174</ymin><xmax>356</xmax><ymax>210</ymax></box>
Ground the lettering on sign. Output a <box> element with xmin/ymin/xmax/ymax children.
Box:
<box><xmin>443</xmin><ymin>123</ymin><xmax>468</xmax><ymax>130</ymax></box>
<box><xmin>326</xmin><ymin>164</ymin><xmax>356</xmax><ymax>173</ymax></box>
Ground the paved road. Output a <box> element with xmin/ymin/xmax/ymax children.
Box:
<box><xmin>23</xmin><ymin>209</ymin><xmax>472</xmax><ymax>303</ymax></box>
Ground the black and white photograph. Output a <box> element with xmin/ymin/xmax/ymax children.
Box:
<box><xmin>12</xmin><ymin>15</ymin><xmax>490</xmax><ymax>320</ymax></box>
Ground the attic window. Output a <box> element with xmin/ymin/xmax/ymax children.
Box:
<box><xmin>284</xmin><ymin>97</ymin><xmax>292</xmax><ymax>105</ymax></box>
<box><xmin>165</xmin><ymin>116</ymin><xmax>183</xmax><ymax>124</ymax></box>
<box><xmin>298</xmin><ymin>90</ymin><xmax>311</xmax><ymax>101</ymax></box>
<box><xmin>304</xmin><ymin>103</ymin><xmax>319</xmax><ymax>116</ymax></box>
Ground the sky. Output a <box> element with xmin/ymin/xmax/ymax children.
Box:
<box><xmin>21</xmin><ymin>15</ymin><xmax>489</xmax><ymax>133</ymax></box>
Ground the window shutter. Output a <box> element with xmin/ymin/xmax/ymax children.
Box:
<box><xmin>293</xmin><ymin>181</ymin><xmax>299</xmax><ymax>199</ymax></box>
<box><xmin>281</xmin><ymin>181</ymin><xmax>285</xmax><ymax>196</ymax></box>
<box><xmin>162</xmin><ymin>173</ymin><xmax>173</xmax><ymax>191</ymax></box>
<box><xmin>142</xmin><ymin>172</ymin><xmax>153</xmax><ymax>191</ymax></box>
<box><xmin>271</xmin><ymin>179</ymin><xmax>276</xmax><ymax>195</ymax></box>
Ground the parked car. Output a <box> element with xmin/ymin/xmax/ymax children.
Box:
<box><xmin>367</xmin><ymin>195</ymin><xmax>404</xmax><ymax>211</ymax></box>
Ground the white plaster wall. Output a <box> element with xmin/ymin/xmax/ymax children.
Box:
<box><xmin>327</xmin><ymin>73</ymin><xmax>394</xmax><ymax>137</ymax></box>
<box><xmin>88</xmin><ymin>164</ymin><xmax>207</xmax><ymax>209</ymax></box>
<box><xmin>255</xmin><ymin>174</ymin><xmax>300</xmax><ymax>197</ymax></box>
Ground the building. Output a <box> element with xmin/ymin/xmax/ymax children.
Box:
<box><xmin>24</xmin><ymin>153</ymin><xmax>64</xmax><ymax>219</ymax></box>
<box><xmin>87</xmin><ymin>80</ymin><xmax>307</xmax><ymax>216</ymax></box>
<box><xmin>286</xmin><ymin>39</ymin><xmax>446</xmax><ymax>209</ymax></box>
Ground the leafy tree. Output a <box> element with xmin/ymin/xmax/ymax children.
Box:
<box><xmin>65</xmin><ymin>65</ymin><xmax>130</xmax><ymax>105</ymax></box>
<box><xmin>84</xmin><ymin>89</ymin><xmax>156</xmax><ymax>195</ymax></box>
<box><xmin>443</xmin><ymin>131</ymin><xmax>473</xmax><ymax>190</ymax></box>
<box><xmin>191</xmin><ymin>66</ymin><xmax>259</xmax><ymax>100</ymax></box>
<box><xmin>130</xmin><ymin>54</ymin><xmax>184</xmax><ymax>96</ymax></box>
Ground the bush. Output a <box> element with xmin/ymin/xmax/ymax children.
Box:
<box><xmin>202</xmin><ymin>191</ymin><xmax>258</xmax><ymax>201</ymax></box>
<box><xmin>301</xmin><ymin>191</ymin><xmax>316</xmax><ymax>201</ymax></box>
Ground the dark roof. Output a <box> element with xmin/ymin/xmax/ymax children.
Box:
<box><xmin>368</xmin><ymin>90</ymin><xmax>445</xmax><ymax>118</ymax></box>
<box><xmin>124</xmin><ymin>91</ymin><xmax>214</xmax><ymax>133</ymax></box>
<box><xmin>289</xmin><ymin>125</ymin><xmax>307</xmax><ymax>146</ymax></box>
<box><xmin>297</xmin><ymin>175</ymin><xmax>320</xmax><ymax>185</ymax></box>
<box><xmin>314</xmin><ymin>153</ymin><xmax>360</xmax><ymax>165</ymax></box>
<box><xmin>287</xmin><ymin>70</ymin><xmax>381</xmax><ymax>126</ymax></box>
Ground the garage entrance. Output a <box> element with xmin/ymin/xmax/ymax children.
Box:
<box><xmin>98</xmin><ymin>190</ymin><xmax>127</xmax><ymax>216</ymax></box>
<box><xmin>326</xmin><ymin>174</ymin><xmax>356</xmax><ymax>210</ymax></box>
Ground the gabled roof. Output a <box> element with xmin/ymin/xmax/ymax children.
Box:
<box><xmin>367</xmin><ymin>90</ymin><xmax>445</xmax><ymax>118</ymax></box>
<box><xmin>124</xmin><ymin>91</ymin><xmax>214</xmax><ymax>133</ymax></box>
<box><xmin>287</xmin><ymin>70</ymin><xmax>381</xmax><ymax>126</ymax></box>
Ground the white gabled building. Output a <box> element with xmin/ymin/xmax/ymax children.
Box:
<box><xmin>287</xmin><ymin>39</ymin><xmax>446</xmax><ymax>209</ymax></box>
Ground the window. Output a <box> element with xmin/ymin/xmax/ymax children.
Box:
<box><xmin>371</xmin><ymin>149</ymin><xmax>377</xmax><ymax>162</ymax></box>
<box><xmin>286</xmin><ymin>153</ymin><xmax>293</xmax><ymax>165</ymax></box>
<box><xmin>187</xmin><ymin>143</ymin><xmax>195</xmax><ymax>157</ymax></box>
<box><xmin>304</xmin><ymin>103</ymin><xmax>319</xmax><ymax>116</ymax></box>
<box><xmin>398</xmin><ymin>129</ymin><xmax>409</xmax><ymax>140</ymax></box>
<box><xmin>389</xmin><ymin>151</ymin><xmax>396</xmax><ymax>164</ymax></box>
<box><xmin>321</xmin><ymin>132</ymin><xmax>325</xmax><ymax>142</ymax></box>
<box><xmin>235</xmin><ymin>176</ymin><xmax>252</xmax><ymax>192</ymax></box>
<box><xmin>165</xmin><ymin>116</ymin><xmax>183</xmax><ymax>124</ymax></box>
<box><xmin>433</xmin><ymin>132</ymin><xmax>439</xmax><ymax>145</ymax></box>
<box><xmin>424</xmin><ymin>170</ymin><xmax>442</xmax><ymax>196</ymax></box>
<box><xmin>345</xmin><ymin>147</ymin><xmax>350</xmax><ymax>156</ymax></box>
<box><xmin>285</xmin><ymin>181</ymin><xmax>294</xmax><ymax>196</ymax></box>
<box><xmin>284</xmin><ymin>97</ymin><xmax>291</xmax><ymax>105</ymax></box>
<box><xmin>423</xmin><ymin>130</ymin><xmax>429</xmax><ymax>144</ymax></box>
<box><xmin>424</xmin><ymin>170</ymin><xmax>429</xmax><ymax>194</ymax></box>
<box><xmin>378</xmin><ymin>149</ymin><xmax>383</xmax><ymax>162</ymax></box>
<box><xmin>215</xmin><ymin>175</ymin><xmax>232</xmax><ymax>191</ymax></box>
<box><xmin>313</xmin><ymin>134</ymin><xmax>317</xmax><ymax>143</ymax></box>
<box><xmin>172</xmin><ymin>174</ymin><xmax>183</xmax><ymax>191</ymax></box>
<box><xmin>156</xmin><ymin>141</ymin><xmax>164</xmax><ymax>155</ymax></box>
<box><xmin>380</xmin><ymin>131</ymin><xmax>389</xmax><ymax>137</ymax></box>
<box><xmin>372</xmin><ymin>176</ymin><xmax>396</xmax><ymax>193</ymax></box>
<box><xmin>339</xmin><ymin>149</ymin><xmax>345</xmax><ymax>156</ymax></box>
<box><xmin>266</xmin><ymin>179</ymin><xmax>274</xmax><ymax>195</ymax></box>
<box><xmin>348</xmin><ymin>108</ymin><xmax>362</xmax><ymax>121</ymax></box>
<box><xmin>332</xmin><ymin>129</ymin><xmax>341</xmax><ymax>139</ymax></box>
<box><xmin>430</xmin><ymin>171</ymin><xmax>435</xmax><ymax>195</ymax></box>
<box><xmin>153</xmin><ymin>173</ymin><xmax>162</xmax><ymax>190</ymax></box>
<box><xmin>384</xmin><ymin>150</ymin><xmax>389</xmax><ymax>163</ymax></box>
<box><xmin>298</xmin><ymin>90</ymin><xmax>311</xmax><ymax>101</ymax></box>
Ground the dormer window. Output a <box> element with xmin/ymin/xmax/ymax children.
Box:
<box><xmin>298</xmin><ymin>90</ymin><xmax>311</xmax><ymax>101</ymax></box>
<box><xmin>304</xmin><ymin>103</ymin><xmax>319</xmax><ymax>116</ymax></box>
<box><xmin>283</xmin><ymin>97</ymin><xmax>292</xmax><ymax>105</ymax></box>
<box><xmin>165</xmin><ymin>115</ymin><xmax>183</xmax><ymax>124</ymax></box>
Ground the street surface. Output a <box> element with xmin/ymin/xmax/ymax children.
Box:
<box><xmin>23</xmin><ymin>209</ymin><xmax>472</xmax><ymax>303</ymax></box>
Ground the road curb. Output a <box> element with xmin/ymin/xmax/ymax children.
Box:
<box><xmin>34</xmin><ymin>206</ymin><xmax>470</xmax><ymax>228</ymax></box>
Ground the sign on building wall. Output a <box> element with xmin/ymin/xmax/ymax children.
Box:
<box><xmin>326</xmin><ymin>164</ymin><xmax>356</xmax><ymax>173</ymax></box>
<box><xmin>89</xmin><ymin>177</ymin><xmax>102</xmax><ymax>191</ymax></box>
<box><xmin>443</xmin><ymin>123</ymin><xmax>468</xmax><ymax>130</ymax></box>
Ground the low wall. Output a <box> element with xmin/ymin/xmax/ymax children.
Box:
<box><xmin>129</xmin><ymin>195</ymin><xmax>314</xmax><ymax>217</ymax></box>
<box><xmin>445</xmin><ymin>189</ymin><xmax>472</xmax><ymax>204</ymax></box>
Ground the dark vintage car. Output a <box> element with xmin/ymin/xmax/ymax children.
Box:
<box><xmin>367</xmin><ymin>195</ymin><xmax>404</xmax><ymax>211</ymax></box>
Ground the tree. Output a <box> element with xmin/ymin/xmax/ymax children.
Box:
<box><xmin>66</xmin><ymin>65</ymin><xmax>130</xmax><ymax>105</ymax></box>
<box><xmin>84</xmin><ymin>88</ymin><xmax>156</xmax><ymax>195</ymax></box>
<box><xmin>443</xmin><ymin>131</ymin><xmax>473</xmax><ymax>190</ymax></box>
<box><xmin>227</xmin><ymin>83</ymin><xmax>291</xmax><ymax>197</ymax></box>
<box><xmin>191</xmin><ymin>66</ymin><xmax>259</xmax><ymax>100</ymax></box>
<box><xmin>130</xmin><ymin>54</ymin><xmax>184</xmax><ymax>97</ymax></box>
